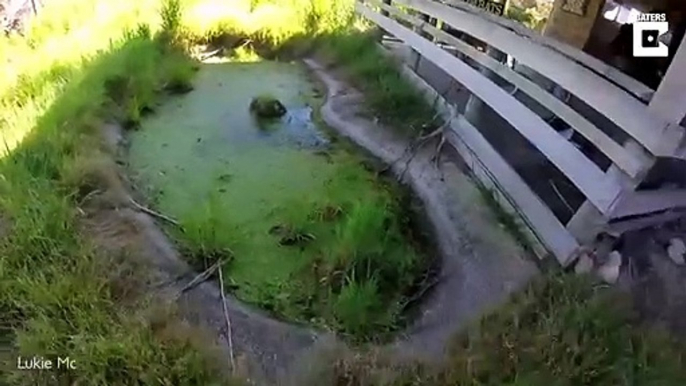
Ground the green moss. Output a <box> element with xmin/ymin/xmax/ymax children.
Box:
<box><xmin>128</xmin><ymin>61</ymin><xmax>429</xmax><ymax>340</ymax></box>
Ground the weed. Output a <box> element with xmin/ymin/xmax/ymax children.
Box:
<box><xmin>315</xmin><ymin>31</ymin><xmax>436</xmax><ymax>135</ymax></box>
<box><xmin>477</xmin><ymin>184</ymin><xmax>534</xmax><ymax>253</ymax></box>
<box><xmin>177</xmin><ymin>194</ymin><xmax>238</xmax><ymax>268</ymax></box>
<box><xmin>160</xmin><ymin>0</ymin><xmax>183</xmax><ymax>37</ymax></box>
<box><xmin>298</xmin><ymin>274</ymin><xmax>686</xmax><ymax>385</ymax></box>
<box><xmin>333</xmin><ymin>277</ymin><xmax>394</xmax><ymax>339</ymax></box>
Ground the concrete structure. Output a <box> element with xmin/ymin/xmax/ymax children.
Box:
<box><xmin>544</xmin><ymin>0</ymin><xmax>606</xmax><ymax>48</ymax></box>
<box><xmin>357</xmin><ymin>0</ymin><xmax>686</xmax><ymax>265</ymax></box>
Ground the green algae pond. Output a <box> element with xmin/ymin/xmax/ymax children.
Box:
<box><xmin>127</xmin><ymin>58</ymin><xmax>431</xmax><ymax>339</ymax></box>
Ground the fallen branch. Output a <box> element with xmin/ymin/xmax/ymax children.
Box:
<box><xmin>175</xmin><ymin>259</ymin><xmax>224</xmax><ymax>297</ymax></box>
<box><xmin>380</xmin><ymin>83</ymin><xmax>459</xmax><ymax>181</ymax></box>
<box><xmin>401</xmin><ymin>274</ymin><xmax>442</xmax><ymax>310</ymax></box>
<box><xmin>129</xmin><ymin>197</ymin><xmax>180</xmax><ymax>226</ymax></box>
<box><xmin>218</xmin><ymin>262</ymin><xmax>236</xmax><ymax>371</ymax></box>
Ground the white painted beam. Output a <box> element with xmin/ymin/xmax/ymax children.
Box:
<box><xmin>383</xmin><ymin>47</ymin><xmax>579</xmax><ymax>264</ymax></box>
<box><xmin>369</xmin><ymin>0</ymin><xmax>650</xmax><ymax>179</ymax></box>
<box><xmin>440</xmin><ymin>0</ymin><xmax>654</xmax><ymax>101</ymax></box>
<box><xmin>609</xmin><ymin>189</ymin><xmax>686</xmax><ymax>219</ymax></box>
<box><xmin>380</xmin><ymin>0</ymin><xmax>675</xmax><ymax>157</ymax></box>
<box><xmin>358</xmin><ymin>2</ymin><xmax>622</xmax><ymax>214</ymax></box>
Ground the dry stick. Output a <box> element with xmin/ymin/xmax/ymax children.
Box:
<box><xmin>217</xmin><ymin>264</ymin><xmax>236</xmax><ymax>371</ymax></box>
<box><xmin>175</xmin><ymin>259</ymin><xmax>223</xmax><ymax>296</ymax></box>
<box><xmin>548</xmin><ymin>179</ymin><xmax>575</xmax><ymax>215</ymax></box>
<box><xmin>398</xmin><ymin>106</ymin><xmax>457</xmax><ymax>180</ymax></box>
<box><xmin>388</xmin><ymin>81</ymin><xmax>460</xmax><ymax>180</ymax></box>
<box><xmin>379</xmin><ymin>80</ymin><xmax>459</xmax><ymax>176</ymax></box>
<box><xmin>129</xmin><ymin>197</ymin><xmax>180</xmax><ymax>226</ymax></box>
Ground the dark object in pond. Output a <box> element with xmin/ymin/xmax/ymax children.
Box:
<box><xmin>313</xmin><ymin>150</ymin><xmax>333</xmax><ymax>163</ymax></box>
<box><xmin>164</xmin><ymin>81</ymin><xmax>194</xmax><ymax>95</ymax></box>
<box><xmin>269</xmin><ymin>224</ymin><xmax>316</xmax><ymax>246</ymax></box>
<box><xmin>279</xmin><ymin>232</ymin><xmax>316</xmax><ymax>246</ymax></box>
<box><xmin>249</xmin><ymin>94</ymin><xmax>287</xmax><ymax>118</ymax></box>
<box><xmin>311</xmin><ymin>205</ymin><xmax>344</xmax><ymax>222</ymax></box>
<box><xmin>217</xmin><ymin>173</ymin><xmax>233</xmax><ymax>183</ymax></box>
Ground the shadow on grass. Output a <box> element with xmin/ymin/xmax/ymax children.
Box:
<box><xmin>0</xmin><ymin>28</ymin><xmax>236</xmax><ymax>385</ymax></box>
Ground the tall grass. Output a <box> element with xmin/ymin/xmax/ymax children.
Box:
<box><xmin>0</xmin><ymin>0</ymin><xmax>239</xmax><ymax>383</ymax></box>
<box><xmin>300</xmin><ymin>274</ymin><xmax>686</xmax><ymax>385</ymax></box>
<box><xmin>315</xmin><ymin>31</ymin><xmax>437</xmax><ymax>135</ymax></box>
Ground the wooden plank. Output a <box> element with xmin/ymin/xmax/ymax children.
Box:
<box><xmin>358</xmin><ymin>2</ymin><xmax>622</xmax><ymax>214</ymax></box>
<box><xmin>566</xmin><ymin>201</ymin><xmax>606</xmax><ymax>245</ymax></box>
<box><xmin>607</xmin><ymin>209</ymin><xmax>686</xmax><ymax>235</ymax></box>
<box><xmin>444</xmin><ymin>121</ymin><xmax>579</xmax><ymax>265</ymax></box>
<box><xmin>386</xmin><ymin>50</ymin><xmax>578</xmax><ymax>263</ymax></box>
<box><xmin>381</xmin><ymin>0</ymin><xmax>675</xmax><ymax>157</ymax></box>
<box><xmin>370</xmin><ymin>0</ymin><xmax>648</xmax><ymax>179</ymax></box>
<box><xmin>609</xmin><ymin>189</ymin><xmax>686</xmax><ymax>219</ymax></box>
<box><xmin>440</xmin><ymin>0</ymin><xmax>654</xmax><ymax>101</ymax></box>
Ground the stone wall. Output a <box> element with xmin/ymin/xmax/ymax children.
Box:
<box><xmin>542</xmin><ymin>0</ymin><xmax>606</xmax><ymax>48</ymax></box>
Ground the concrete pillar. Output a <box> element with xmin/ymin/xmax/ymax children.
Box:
<box><xmin>649</xmin><ymin>33</ymin><xmax>686</xmax><ymax>125</ymax></box>
<box><xmin>543</xmin><ymin>0</ymin><xmax>606</xmax><ymax>48</ymax></box>
<box><xmin>464</xmin><ymin>48</ymin><xmax>508</xmax><ymax>123</ymax></box>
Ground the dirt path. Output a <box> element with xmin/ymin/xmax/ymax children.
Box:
<box><xmin>98</xmin><ymin>59</ymin><xmax>538</xmax><ymax>384</ymax></box>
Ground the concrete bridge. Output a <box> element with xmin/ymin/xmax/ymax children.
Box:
<box><xmin>357</xmin><ymin>0</ymin><xmax>686</xmax><ymax>265</ymax></box>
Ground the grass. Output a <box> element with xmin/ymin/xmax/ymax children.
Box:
<box><xmin>314</xmin><ymin>30</ymin><xmax>438</xmax><ymax>136</ymax></box>
<box><xmin>2</xmin><ymin>0</ymin><xmax>685</xmax><ymax>384</ymax></box>
<box><xmin>0</xmin><ymin>0</ymin><xmax>241</xmax><ymax>384</ymax></box>
<box><xmin>118</xmin><ymin>2</ymin><xmax>438</xmax><ymax>339</ymax></box>
<box><xmin>299</xmin><ymin>274</ymin><xmax>686</xmax><ymax>385</ymax></box>
<box><xmin>477</xmin><ymin>184</ymin><xmax>535</xmax><ymax>255</ymax></box>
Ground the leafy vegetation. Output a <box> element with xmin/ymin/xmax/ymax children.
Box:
<box><xmin>506</xmin><ymin>0</ymin><xmax>553</xmax><ymax>31</ymax></box>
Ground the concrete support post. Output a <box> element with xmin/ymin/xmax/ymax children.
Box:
<box><xmin>649</xmin><ymin>34</ymin><xmax>686</xmax><ymax>126</ymax></box>
<box><xmin>464</xmin><ymin>47</ymin><xmax>507</xmax><ymax>123</ymax></box>
<box><xmin>542</xmin><ymin>0</ymin><xmax>605</xmax><ymax>48</ymax></box>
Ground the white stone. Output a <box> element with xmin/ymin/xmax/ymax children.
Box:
<box><xmin>597</xmin><ymin>251</ymin><xmax>621</xmax><ymax>284</ymax></box>
<box><xmin>667</xmin><ymin>238</ymin><xmax>686</xmax><ymax>265</ymax></box>
<box><xmin>574</xmin><ymin>253</ymin><xmax>593</xmax><ymax>274</ymax></box>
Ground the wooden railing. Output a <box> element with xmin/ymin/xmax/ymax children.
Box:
<box><xmin>357</xmin><ymin>0</ymin><xmax>686</xmax><ymax>264</ymax></box>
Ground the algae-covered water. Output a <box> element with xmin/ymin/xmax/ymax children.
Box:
<box><xmin>128</xmin><ymin>60</ymin><xmax>424</xmax><ymax>334</ymax></box>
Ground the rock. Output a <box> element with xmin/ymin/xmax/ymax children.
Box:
<box><xmin>574</xmin><ymin>253</ymin><xmax>593</xmax><ymax>274</ymax></box>
<box><xmin>249</xmin><ymin>95</ymin><xmax>287</xmax><ymax>118</ymax></box>
<box><xmin>667</xmin><ymin>238</ymin><xmax>686</xmax><ymax>265</ymax></box>
<box><xmin>597</xmin><ymin>250</ymin><xmax>622</xmax><ymax>284</ymax></box>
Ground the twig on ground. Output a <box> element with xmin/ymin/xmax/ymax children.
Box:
<box><xmin>175</xmin><ymin>259</ymin><xmax>223</xmax><ymax>297</ymax></box>
<box><xmin>198</xmin><ymin>47</ymin><xmax>223</xmax><ymax>61</ymax></box>
<box><xmin>79</xmin><ymin>189</ymin><xmax>102</xmax><ymax>206</ymax></box>
<box><xmin>380</xmin><ymin>82</ymin><xmax>459</xmax><ymax>181</ymax></box>
<box><xmin>402</xmin><ymin>274</ymin><xmax>442</xmax><ymax>310</ymax></box>
<box><xmin>129</xmin><ymin>197</ymin><xmax>180</xmax><ymax>226</ymax></box>
<box><xmin>548</xmin><ymin>180</ymin><xmax>575</xmax><ymax>215</ymax></box>
<box><xmin>218</xmin><ymin>263</ymin><xmax>236</xmax><ymax>371</ymax></box>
